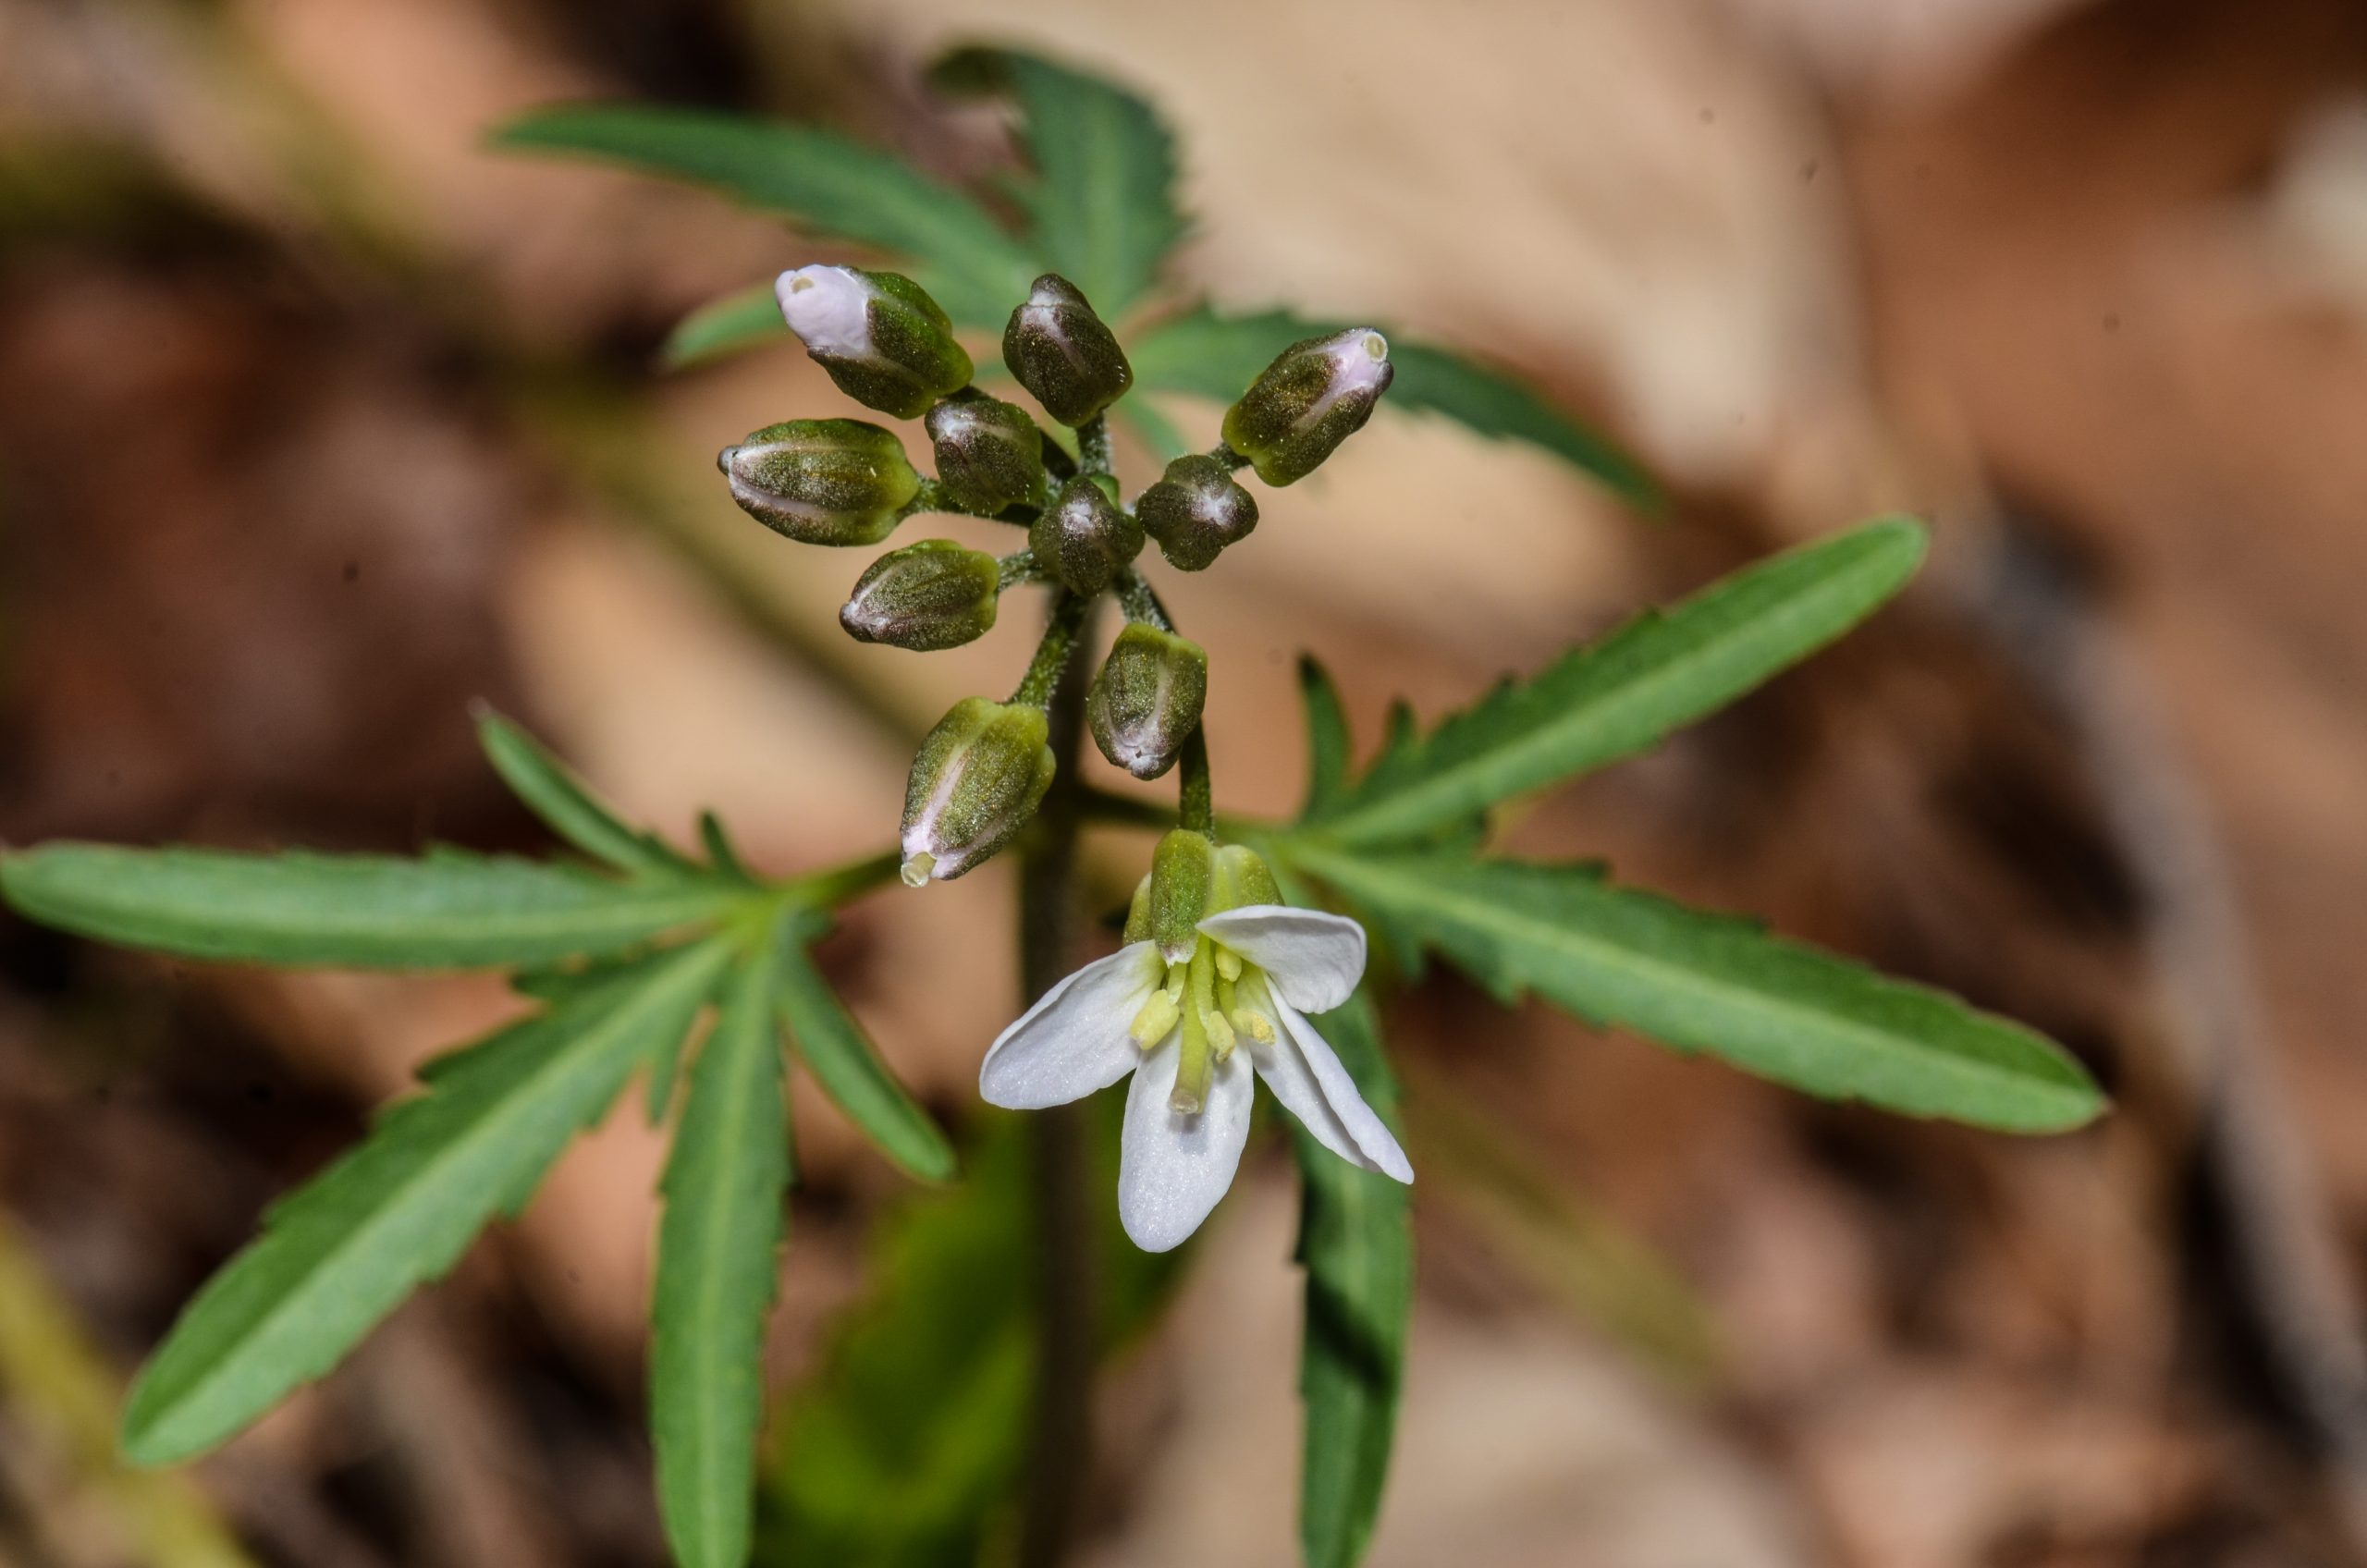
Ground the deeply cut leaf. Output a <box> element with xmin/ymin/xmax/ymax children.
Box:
<box><xmin>1295</xmin><ymin>851</ymin><xmax>2104</xmax><ymax>1133</ymax></box>
<box><xmin>491</xmin><ymin>106</ymin><xmax>1038</xmax><ymax>325</ymax></box>
<box><xmin>477</xmin><ymin>709</ymin><xmax>696</xmax><ymax>876</ymax></box>
<box><xmin>777</xmin><ymin>938</ymin><xmax>955</xmax><ymax>1183</ymax></box>
<box><xmin>121</xmin><ymin>940</ymin><xmax>733</xmax><ymax>1464</ymax></box>
<box><xmin>1293</xmin><ymin>989</ymin><xmax>1412</xmax><ymax>1568</ymax></box>
<box><xmin>0</xmin><ymin>843</ymin><xmax>740</xmax><ymax>969</ymax></box>
<box><xmin>938</xmin><ymin>47</ymin><xmax>1185</xmax><ymax>314</ymax></box>
<box><xmin>1128</xmin><ymin>306</ymin><xmax>1659</xmax><ymax>503</ymax></box>
<box><xmin>653</xmin><ymin>947</ymin><xmax>793</xmax><ymax>1568</ymax></box>
<box><xmin>1306</xmin><ymin>519</ymin><xmax>1927</xmax><ymax>846</ymax></box>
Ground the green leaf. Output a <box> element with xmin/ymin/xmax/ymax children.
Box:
<box><xmin>1304</xmin><ymin>519</ymin><xmax>1927</xmax><ymax>846</ymax></box>
<box><xmin>490</xmin><ymin>106</ymin><xmax>1037</xmax><ymax>325</ymax></box>
<box><xmin>776</xmin><ymin>938</ymin><xmax>954</xmax><ymax>1183</ymax></box>
<box><xmin>121</xmin><ymin>940</ymin><xmax>733</xmax><ymax>1464</ymax></box>
<box><xmin>663</xmin><ymin>282</ymin><xmax>791</xmax><ymax>369</ymax></box>
<box><xmin>653</xmin><ymin>947</ymin><xmax>793</xmax><ymax>1568</ymax></box>
<box><xmin>1127</xmin><ymin>306</ymin><xmax>1659</xmax><ymax>503</ymax></box>
<box><xmin>0</xmin><ymin>843</ymin><xmax>742</xmax><ymax>969</ymax></box>
<box><xmin>1296</xmin><ymin>655</ymin><xmax>1354</xmax><ymax>820</ymax></box>
<box><xmin>938</xmin><ymin>48</ymin><xmax>1185</xmax><ymax>314</ymax></box>
<box><xmin>1294</xmin><ymin>851</ymin><xmax>2104</xmax><ymax>1133</ymax></box>
<box><xmin>1292</xmin><ymin>989</ymin><xmax>1412</xmax><ymax>1568</ymax></box>
<box><xmin>476</xmin><ymin>709</ymin><xmax>696</xmax><ymax>876</ymax></box>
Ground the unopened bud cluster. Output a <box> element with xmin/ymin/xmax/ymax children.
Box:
<box><xmin>717</xmin><ymin>254</ymin><xmax>1396</xmax><ymax>884</ymax></box>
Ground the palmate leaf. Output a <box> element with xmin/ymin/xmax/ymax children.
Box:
<box><xmin>653</xmin><ymin>946</ymin><xmax>793</xmax><ymax>1568</ymax></box>
<box><xmin>1302</xmin><ymin>519</ymin><xmax>1927</xmax><ymax>847</ymax></box>
<box><xmin>935</xmin><ymin>47</ymin><xmax>1186</xmax><ymax>315</ymax></box>
<box><xmin>121</xmin><ymin>940</ymin><xmax>734</xmax><ymax>1464</ymax></box>
<box><xmin>1294</xmin><ymin>851</ymin><xmax>2104</xmax><ymax>1133</ymax></box>
<box><xmin>777</xmin><ymin>937</ymin><xmax>955</xmax><ymax>1183</ymax></box>
<box><xmin>1292</xmin><ymin>989</ymin><xmax>1412</xmax><ymax>1568</ymax></box>
<box><xmin>490</xmin><ymin>106</ymin><xmax>1038</xmax><ymax>325</ymax></box>
<box><xmin>1127</xmin><ymin>306</ymin><xmax>1660</xmax><ymax>504</ymax></box>
<box><xmin>0</xmin><ymin>843</ymin><xmax>739</xmax><ymax>969</ymax></box>
<box><xmin>476</xmin><ymin>708</ymin><xmax>696</xmax><ymax>876</ymax></box>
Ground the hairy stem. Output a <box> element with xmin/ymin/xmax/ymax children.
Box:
<box><xmin>1178</xmin><ymin>728</ymin><xmax>1215</xmax><ymax>835</ymax></box>
<box><xmin>1077</xmin><ymin>415</ymin><xmax>1113</xmax><ymax>479</ymax></box>
<box><xmin>1012</xmin><ymin>590</ymin><xmax>1091</xmax><ymax>707</ymax></box>
<box><xmin>1114</xmin><ymin>570</ymin><xmax>1175</xmax><ymax>632</ymax></box>
<box><xmin>1016</xmin><ymin>594</ymin><xmax>1103</xmax><ymax>1568</ymax></box>
<box><xmin>999</xmin><ymin>548</ymin><xmax>1047</xmax><ymax>592</ymax></box>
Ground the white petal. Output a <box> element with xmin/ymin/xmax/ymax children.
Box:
<box><xmin>979</xmin><ymin>943</ymin><xmax>1163</xmax><ymax>1109</ymax></box>
<box><xmin>775</xmin><ymin>264</ymin><xmax>874</xmax><ymax>357</ymax></box>
<box><xmin>1118</xmin><ymin>1035</ymin><xmax>1255</xmax><ymax>1252</ymax></box>
<box><xmin>1257</xmin><ymin>993</ymin><xmax>1412</xmax><ymax>1183</ymax></box>
<box><xmin>1196</xmin><ymin>905</ymin><xmax>1367</xmax><ymax>1013</ymax></box>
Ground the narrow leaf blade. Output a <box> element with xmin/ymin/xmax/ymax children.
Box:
<box><xmin>1312</xmin><ymin>519</ymin><xmax>1928</xmax><ymax>845</ymax></box>
<box><xmin>1128</xmin><ymin>307</ymin><xmax>1657</xmax><ymax>501</ymax></box>
<box><xmin>662</xmin><ymin>282</ymin><xmax>791</xmax><ymax>369</ymax></box>
<box><xmin>777</xmin><ymin>940</ymin><xmax>955</xmax><ymax>1183</ymax></box>
<box><xmin>1</xmin><ymin>844</ymin><xmax>740</xmax><ymax>969</ymax></box>
<box><xmin>653</xmin><ymin>949</ymin><xmax>792</xmax><ymax>1568</ymax></box>
<box><xmin>476</xmin><ymin>709</ymin><xmax>696</xmax><ymax>876</ymax></box>
<box><xmin>490</xmin><ymin>106</ymin><xmax>1037</xmax><ymax>324</ymax></box>
<box><xmin>1298</xmin><ymin>852</ymin><xmax>2104</xmax><ymax>1133</ymax></box>
<box><xmin>1297</xmin><ymin>655</ymin><xmax>1355</xmax><ymax>820</ymax></box>
<box><xmin>940</xmin><ymin>48</ymin><xmax>1185</xmax><ymax>312</ymax></box>
<box><xmin>121</xmin><ymin>941</ymin><xmax>732</xmax><ymax>1463</ymax></box>
<box><xmin>1293</xmin><ymin>989</ymin><xmax>1412</xmax><ymax>1568</ymax></box>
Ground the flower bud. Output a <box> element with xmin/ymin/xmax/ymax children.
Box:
<box><xmin>776</xmin><ymin>264</ymin><xmax>974</xmax><ymax>419</ymax></box>
<box><xmin>1135</xmin><ymin>454</ymin><xmax>1259</xmax><ymax>571</ymax></box>
<box><xmin>1212</xmin><ymin>843</ymin><xmax>1281</xmax><ymax>913</ymax></box>
<box><xmin>1086</xmin><ymin>624</ymin><xmax>1208</xmax><ymax>780</ymax></box>
<box><xmin>1220</xmin><ymin>328</ymin><xmax>1394</xmax><ymax>486</ymax></box>
<box><xmin>718</xmin><ymin>419</ymin><xmax>922</xmax><ymax>545</ymax></box>
<box><xmin>840</xmin><ymin>540</ymin><xmax>1000</xmax><ymax>651</ymax></box>
<box><xmin>1029</xmin><ymin>476</ymin><xmax>1144</xmax><ymax>596</ymax></box>
<box><xmin>1147</xmin><ymin>828</ymin><xmax>1216</xmax><ymax>962</ymax></box>
<box><xmin>924</xmin><ymin>392</ymin><xmax>1046</xmax><ymax>512</ymax></box>
<box><xmin>1002</xmin><ymin>275</ymin><xmax>1133</xmax><ymax>426</ymax></box>
<box><xmin>900</xmin><ymin>697</ymin><xmax>1055</xmax><ymax>884</ymax></box>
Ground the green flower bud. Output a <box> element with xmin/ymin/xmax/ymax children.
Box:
<box><xmin>1029</xmin><ymin>476</ymin><xmax>1144</xmax><ymax>595</ymax></box>
<box><xmin>1086</xmin><ymin>624</ymin><xmax>1208</xmax><ymax>780</ymax></box>
<box><xmin>1220</xmin><ymin>328</ymin><xmax>1394</xmax><ymax>485</ymax></box>
<box><xmin>900</xmin><ymin>697</ymin><xmax>1055</xmax><ymax>884</ymax></box>
<box><xmin>924</xmin><ymin>392</ymin><xmax>1046</xmax><ymax>512</ymax></box>
<box><xmin>1211</xmin><ymin>843</ymin><xmax>1281</xmax><ymax>913</ymax></box>
<box><xmin>1147</xmin><ymin>828</ymin><xmax>1216</xmax><ymax>962</ymax></box>
<box><xmin>1002</xmin><ymin>274</ymin><xmax>1133</xmax><ymax>426</ymax></box>
<box><xmin>1135</xmin><ymin>454</ymin><xmax>1260</xmax><ymax>571</ymax></box>
<box><xmin>840</xmin><ymin>540</ymin><xmax>1000</xmax><ymax>651</ymax></box>
<box><xmin>718</xmin><ymin>419</ymin><xmax>921</xmax><ymax>545</ymax></box>
<box><xmin>776</xmin><ymin>264</ymin><xmax>974</xmax><ymax>419</ymax></box>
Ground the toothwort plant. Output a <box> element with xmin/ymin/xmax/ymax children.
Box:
<box><xmin>0</xmin><ymin>46</ymin><xmax>2103</xmax><ymax>1568</ymax></box>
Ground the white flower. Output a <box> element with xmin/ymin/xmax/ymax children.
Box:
<box><xmin>774</xmin><ymin>264</ymin><xmax>875</xmax><ymax>359</ymax></box>
<box><xmin>980</xmin><ymin>905</ymin><xmax>1412</xmax><ymax>1252</ymax></box>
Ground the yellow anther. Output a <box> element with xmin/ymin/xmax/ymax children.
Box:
<box><xmin>1130</xmin><ymin>991</ymin><xmax>1180</xmax><ymax>1047</ymax></box>
<box><xmin>1205</xmin><ymin>1008</ymin><xmax>1236</xmax><ymax>1060</ymax></box>
<box><xmin>1214</xmin><ymin>945</ymin><xmax>1244</xmax><ymax>983</ymax></box>
<box><xmin>1230</xmin><ymin>1008</ymin><xmax>1277</xmax><ymax>1046</ymax></box>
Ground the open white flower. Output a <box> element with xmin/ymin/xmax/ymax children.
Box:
<box><xmin>981</xmin><ymin>900</ymin><xmax>1412</xmax><ymax>1252</ymax></box>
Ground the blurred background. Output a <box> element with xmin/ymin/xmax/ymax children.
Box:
<box><xmin>6</xmin><ymin>0</ymin><xmax>2367</xmax><ymax>1563</ymax></box>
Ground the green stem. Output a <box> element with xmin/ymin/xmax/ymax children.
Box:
<box><xmin>1015</xmin><ymin>594</ymin><xmax>1103</xmax><ymax>1568</ymax></box>
<box><xmin>1115</xmin><ymin>570</ymin><xmax>1174</xmax><ymax>632</ymax></box>
<box><xmin>1077</xmin><ymin>415</ymin><xmax>1113</xmax><ymax>478</ymax></box>
<box><xmin>999</xmin><ymin>549</ymin><xmax>1047</xmax><ymax>592</ymax></box>
<box><xmin>1178</xmin><ymin>727</ymin><xmax>1215</xmax><ymax>836</ymax></box>
<box><xmin>1012</xmin><ymin>590</ymin><xmax>1090</xmax><ymax>708</ymax></box>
